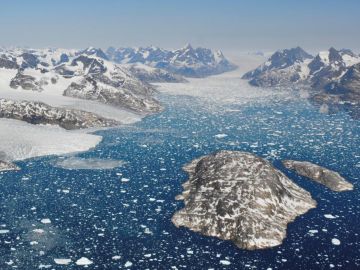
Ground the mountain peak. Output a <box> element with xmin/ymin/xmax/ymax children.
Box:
<box><xmin>81</xmin><ymin>47</ymin><xmax>109</xmax><ymax>60</ymax></box>
<box><xmin>182</xmin><ymin>43</ymin><xmax>193</xmax><ymax>51</ymax></box>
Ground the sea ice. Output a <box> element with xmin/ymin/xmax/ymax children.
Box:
<box><xmin>75</xmin><ymin>257</ymin><xmax>93</xmax><ymax>266</ymax></box>
<box><xmin>324</xmin><ymin>214</ymin><xmax>337</xmax><ymax>219</ymax></box>
<box><xmin>53</xmin><ymin>157</ymin><xmax>126</xmax><ymax>170</ymax></box>
<box><xmin>331</xmin><ymin>238</ymin><xmax>341</xmax><ymax>245</ymax></box>
<box><xmin>125</xmin><ymin>261</ymin><xmax>133</xmax><ymax>267</ymax></box>
<box><xmin>215</xmin><ymin>134</ymin><xmax>228</xmax><ymax>139</ymax></box>
<box><xmin>54</xmin><ymin>259</ymin><xmax>72</xmax><ymax>265</ymax></box>
<box><xmin>40</xmin><ymin>218</ymin><xmax>51</xmax><ymax>224</ymax></box>
<box><xmin>220</xmin><ymin>260</ymin><xmax>231</xmax><ymax>265</ymax></box>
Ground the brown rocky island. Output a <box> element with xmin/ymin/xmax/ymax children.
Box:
<box><xmin>282</xmin><ymin>160</ymin><xmax>354</xmax><ymax>192</ymax></box>
<box><xmin>172</xmin><ymin>151</ymin><xmax>317</xmax><ymax>250</ymax></box>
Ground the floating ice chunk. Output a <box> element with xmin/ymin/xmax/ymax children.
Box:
<box><xmin>125</xmin><ymin>261</ymin><xmax>133</xmax><ymax>267</ymax></box>
<box><xmin>215</xmin><ymin>134</ymin><xmax>228</xmax><ymax>139</ymax></box>
<box><xmin>0</xmin><ymin>229</ymin><xmax>10</xmax><ymax>234</ymax></box>
<box><xmin>112</xmin><ymin>255</ymin><xmax>121</xmax><ymax>260</ymax></box>
<box><xmin>75</xmin><ymin>257</ymin><xmax>93</xmax><ymax>266</ymax></box>
<box><xmin>121</xmin><ymin>178</ymin><xmax>130</xmax><ymax>182</ymax></box>
<box><xmin>331</xmin><ymin>238</ymin><xmax>341</xmax><ymax>245</ymax></box>
<box><xmin>220</xmin><ymin>260</ymin><xmax>231</xmax><ymax>265</ymax></box>
<box><xmin>33</xmin><ymin>229</ymin><xmax>45</xmax><ymax>234</ymax></box>
<box><xmin>54</xmin><ymin>157</ymin><xmax>125</xmax><ymax>170</ymax></box>
<box><xmin>324</xmin><ymin>214</ymin><xmax>337</xmax><ymax>219</ymax></box>
<box><xmin>41</xmin><ymin>218</ymin><xmax>51</xmax><ymax>224</ymax></box>
<box><xmin>308</xmin><ymin>229</ymin><xmax>318</xmax><ymax>234</ymax></box>
<box><xmin>54</xmin><ymin>259</ymin><xmax>72</xmax><ymax>265</ymax></box>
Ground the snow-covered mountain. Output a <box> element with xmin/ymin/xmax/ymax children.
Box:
<box><xmin>308</xmin><ymin>48</ymin><xmax>360</xmax><ymax>89</ymax></box>
<box><xmin>242</xmin><ymin>47</ymin><xmax>313</xmax><ymax>87</ymax></box>
<box><xmin>242</xmin><ymin>47</ymin><xmax>360</xmax><ymax>104</ymax></box>
<box><xmin>0</xmin><ymin>47</ymin><xmax>162</xmax><ymax>113</ymax></box>
<box><xmin>0</xmin><ymin>98</ymin><xmax>118</xmax><ymax>130</ymax></box>
<box><xmin>106</xmin><ymin>44</ymin><xmax>237</xmax><ymax>78</ymax></box>
<box><xmin>125</xmin><ymin>63</ymin><xmax>186</xmax><ymax>83</ymax></box>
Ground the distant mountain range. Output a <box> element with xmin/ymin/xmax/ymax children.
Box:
<box><xmin>106</xmin><ymin>44</ymin><xmax>237</xmax><ymax>77</ymax></box>
<box><xmin>0</xmin><ymin>47</ymin><xmax>161</xmax><ymax>113</ymax></box>
<box><xmin>0</xmin><ymin>44</ymin><xmax>235</xmax><ymax>129</ymax></box>
<box><xmin>242</xmin><ymin>47</ymin><xmax>360</xmax><ymax>105</ymax></box>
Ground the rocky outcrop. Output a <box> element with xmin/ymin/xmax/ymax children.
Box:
<box><xmin>242</xmin><ymin>47</ymin><xmax>313</xmax><ymax>87</ymax></box>
<box><xmin>243</xmin><ymin>47</ymin><xmax>360</xmax><ymax>111</ymax></box>
<box><xmin>10</xmin><ymin>71</ymin><xmax>44</xmax><ymax>91</ymax></box>
<box><xmin>172</xmin><ymin>151</ymin><xmax>316</xmax><ymax>250</ymax></box>
<box><xmin>0</xmin><ymin>47</ymin><xmax>163</xmax><ymax>114</ymax></box>
<box><xmin>318</xmin><ymin>63</ymin><xmax>360</xmax><ymax>103</ymax></box>
<box><xmin>0</xmin><ymin>99</ymin><xmax>119</xmax><ymax>130</ymax></box>
<box><xmin>0</xmin><ymin>160</ymin><xmax>20</xmax><ymax>172</ymax></box>
<box><xmin>126</xmin><ymin>63</ymin><xmax>186</xmax><ymax>83</ymax></box>
<box><xmin>282</xmin><ymin>160</ymin><xmax>354</xmax><ymax>192</ymax></box>
<box><xmin>243</xmin><ymin>47</ymin><xmax>360</xmax><ymax>89</ymax></box>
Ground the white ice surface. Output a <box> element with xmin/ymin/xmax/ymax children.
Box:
<box><xmin>0</xmin><ymin>118</ymin><xmax>102</xmax><ymax>161</ymax></box>
<box><xmin>153</xmin><ymin>53</ymin><xmax>288</xmax><ymax>104</ymax></box>
<box><xmin>0</xmin><ymin>73</ymin><xmax>142</xmax><ymax>162</ymax></box>
<box><xmin>75</xmin><ymin>257</ymin><xmax>93</xmax><ymax>266</ymax></box>
<box><xmin>54</xmin><ymin>258</ymin><xmax>72</xmax><ymax>265</ymax></box>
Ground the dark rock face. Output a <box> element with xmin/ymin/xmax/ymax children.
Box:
<box><xmin>172</xmin><ymin>151</ymin><xmax>316</xmax><ymax>250</ymax></box>
<box><xmin>242</xmin><ymin>47</ymin><xmax>313</xmax><ymax>87</ymax></box>
<box><xmin>63</xmin><ymin>74</ymin><xmax>161</xmax><ymax>113</ymax></box>
<box><xmin>324</xmin><ymin>63</ymin><xmax>360</xmax><ymax>99</ymax></box>
<box><xmin>20</xmin><ymin>52</ymin><xmax>40</xmax><ymax>69</ymax></box>
<box><xmin>127</xmin><ymin>64</ymin><xmax>186</xmax><ymax>83</ymax></box>
<box><xmin>80</xmin><ymin>47</ymin><xmax>109</xmax><ymax>60</ymax></box>
<box><xmin>71</xmin><ymin>55</ymin><xmax>107</xmax><ymax>75</ymax></box>
<box><xmin>243</xmin><ymin>47</ymin><xmax>360</xmax><ymax>110</ymax></box>
<box><xmin>308</xmin><ymin>48</ymin><xmax>348</xmax><ymax>89</ymax></box>
<box><xmin>10</xmin><ymin>71</ymin><xmax>44</xmax><ymax>91</ymax></box>
<box><xmin>0</xmin><ymin>54</ymin><xmax>19</xmax><ymax>69</ymax></box>
<box><xmin>106</xmin><ymin>44</ymin><xmax>237</xmax><ymax>78</ymax></box>
<box><xmin>283</xmin><ymin>160</ymin><xmax>354</xmax><ymax>192</ymax></box>
<box><xmin>0</xmin><ymin>160</ymin><xmax>20</xmax><ymax>172</ymax></box>
<box><xmin>0</xmin><ymin>99</ymin><xmax>119</xmax><ymax>130</ymax></box>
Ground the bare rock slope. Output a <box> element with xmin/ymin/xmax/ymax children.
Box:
<box><xmin>0</xmin><ymin>99</ymin><xmax>118</xmax><ymax>130</ymax></box>
<box><xmin>172</xmin><ymin>151</ymin><xmax>316</xmax><ymax>250</ymax></box>
<box><xmin>0</xmin><ymin>160</ymin><xmax>20</xmax><ymax>172</ymax></box>
<box><xmin>283</xmin><ymin>160</ymin><xmax>353</xmax><ymax>192</ymax></box>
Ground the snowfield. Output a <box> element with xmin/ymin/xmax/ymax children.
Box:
<box><xmin>154</xmin><ymin>53</ymin><xmax>286</xmax><ymax>104</ymax></box>
<box><xmin>0</xmin><ymin>53</ymin><xmax>277</xmax><ymax>163</ymax></box>
<box><xmin>0</xmin><ymin>118</ymin><xmax>102</xmax><ymax>161</ymax></box>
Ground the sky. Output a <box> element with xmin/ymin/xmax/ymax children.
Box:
<box><xmin>0</xmin><ymin>0</ymin><xmax>359</xmax><ymax>53</ymax></box>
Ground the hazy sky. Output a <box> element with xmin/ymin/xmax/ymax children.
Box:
<box><xmin>1</xmin><ymin>0</ymin><xmax>359</xmax><ymax>52</ymax></box>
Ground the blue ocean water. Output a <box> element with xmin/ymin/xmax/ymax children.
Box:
<box><xmin>0</xmin><ymin>94</ymin><xmax>359</xmax><ymax>269</ymax></box>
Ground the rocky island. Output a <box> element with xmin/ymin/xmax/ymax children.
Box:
<box><xmin>172</xmin><ymin>151</ymin><xmax>317</xmax><ymax>250</ymax></box>
<box><xmin>282</xmin><ymin>160</ymin><xmax>354</xmax><ymax>192</ymax></box>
